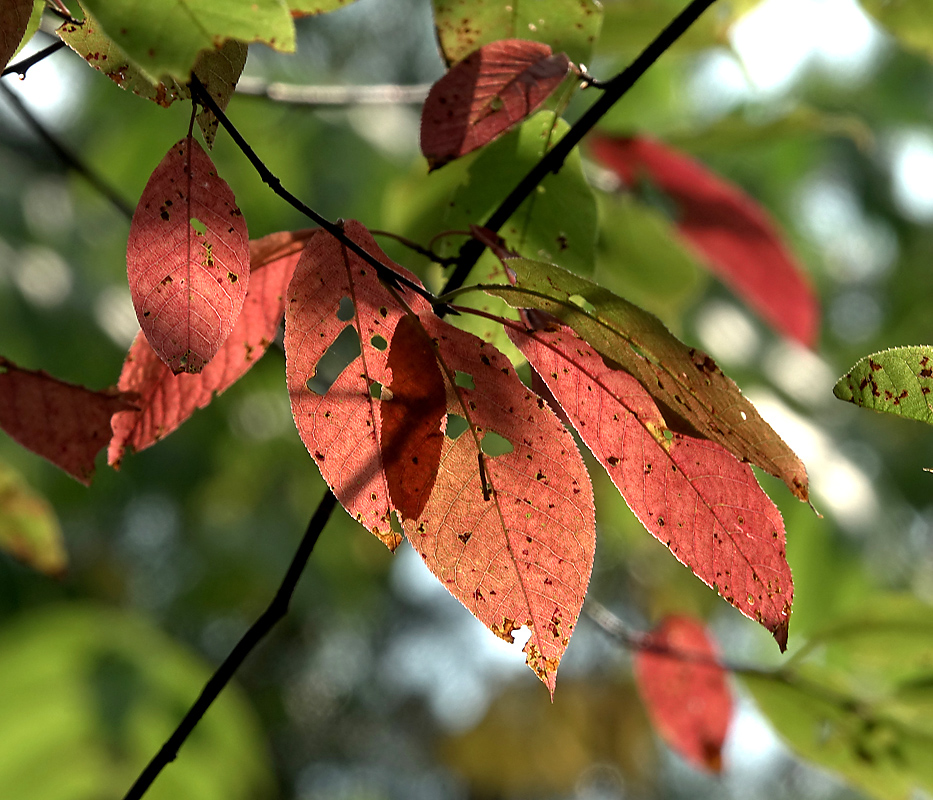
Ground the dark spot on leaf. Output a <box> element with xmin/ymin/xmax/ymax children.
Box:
<box><xmin>607</xmin><ymin>456</ymin><xmax>619</xmax><ymax>466</ymax></box>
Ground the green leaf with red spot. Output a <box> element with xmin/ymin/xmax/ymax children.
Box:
<box><xmin>833</xmin><ymin>346</ymin><xmax>933</xmax><ymax>425</ymax></box>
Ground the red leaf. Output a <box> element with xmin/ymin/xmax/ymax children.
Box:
<box><xmin>109</xmin><ymin>230</ymin><xmax>313</xmax><ymax>467</ymax></box>
<box><xmin>1</xmin><ymin>0</ymin><xmax>33</xmax><ymax>70</ymax></box>
<box><xmin>409</xmin><ymin>317</ymin><xmax>596</xmax><ymax>696</ymax></box>
<box><xmin>421</xmin><ymin>39</ymin><xmax>571</xmax><ymax>170</ymax></box>
<box><xmin>284</xmin><ymin>221</ymin><xmax>435</xmax><ymax>551</ymax></box>
<box><xmin>127</xmin><ymin>136</ymin><xmax>250</xmax><ymax>374</ymax></box>
<box><xmin>634</xmin><ymin>616</ymin><xmax>734</xmax><ymax>772</ymax></box>
<box><xmin>590</xmin><ymin>134</ymin><xmax>819</xmax><ymax>347</ymax></box>
<box><xmin>508</xmin><ymin>324</ymin><xmax>792</xmax><ymax>649</ymax></box>
<box><xmin>0</xmin><ymin>357</ymin><xmax>136</xmax><ymax>485</ymax></box>
<box><xmin>382</xmin><ymin>314</ymin><xmax>446</xmax><ymax>521</ymax></box>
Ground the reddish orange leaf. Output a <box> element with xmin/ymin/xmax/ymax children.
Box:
<box><xmin>0</xmin><ymin>357</ymin><xmax>136</xmax><ymax>485</ymax></box>
<box><xmin>509</xmin><ymin>323</ymin><xmax>792</xmax><ymax>649</ymax></box>
<box><xmin>382</xmin><ymin>314</ymin><xmax>446</xmax><ymax>521</ymax></box>
<box><xmin>421</xmin><ymin>39</ymin><xmax>571</xmax><ymax>170</ymax></box>
<box><xmin>1</xmin><ymin>0</ymin><xmax>32</xmax><ymax>70</ymax></box>
<box><xmin>127</xmin><ymin>136</ymin><xmax>250</xmax><ymax>374</ymax></box>
<box><xmin>590</xmin><ymin>134</ymin><xmax>819</xmax><ymax>347</ymax></box>
<box><xmin>109</xmin><ymin>230</ymin><xmax>313</xmax><ymax>467</ymax></box>
<box><xmin>634</xmin><ymin>616</ymin><xmax>734</xmax><ymax>772</ymax></box>
<box><xmin>409</xmin><ymin>316</ymin><xmax>595</xmax><ymax>696</ymax></box>
<box><xmin>284</xmin><ymin>221</ymin><xmax>435</xmax><ymax>551</ymax></box>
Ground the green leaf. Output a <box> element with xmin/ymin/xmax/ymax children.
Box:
<box><xmin>80</xmin><ymin>0</ymin><xmax>294</xmax><ymax>82</ymax></box>
<box><xmin>833</xmin><ymin>346</ymin><xmax>933</xmax><ymax>425</ymax></box>
<box><xmin>861</xmin><ymin>0</ymin><xmax>933</xmax><ymax>61</ymax></box>
<box><xmin>0</xmin><ymin>604</ymin><xmax>274</xmax><ymax>800</ymax></box>
<box><xmin>464</xmin><ymin>257</ymin><xmax>810</xmax><ymax>502</ymax></box>
<box><xmin>287</xmin><ymin>0</ymin><xmax>360</xmax><ymax>14</ymax></box>
<box><xmin>0</xmin><ymin>460</ymin><xmax>66</xmax><ymax>576</ymax></box>
<box><xmin>440</xmin><ymin>111</ymin><xmax>597</xmax><ymax>359</ymax></box>
<box><xmin>432</xmin><ymin>0</ymin><xmax>602</xmax><ymax>67</ymax></box>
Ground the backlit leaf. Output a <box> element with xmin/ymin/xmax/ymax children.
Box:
<box><xmin>0</xmin><ymin>0</ymin><xmax>34</xmax><ymax>70</ymax></box>
<box><xmin>80</xmin><ymin>0</ymin><xmax>294</xmax><ymax>82</ymax></box>
<box><xmin>634</xmin><ymin>616</ymin><xmax>733</xmax><ymax>771</ymax></box>
<box><xmin>284</xmin><ymin>221</ymin><xmax>435</xmax><ymax>551</ymax></box>
<box><xmin>421</xmin><ymin>39</ymin><xmax>571</xmax><ymax>170</ymax></box>
<box><xmin>472</xmin><ymin>257</ymin><xmax>810</xmax><ymax>503</ymax></box>
<box><xmin>409</xmin><ymin>316</ymin><xmax>595</xmax><ymax>695</ymax></box>
<box><xmin>0</xmin><ymin>461</ymin><xmax>66</xmax><ymax>577</ymax></box>
<box><xmin>287</xmin><ymin>0</ymin><xmax>360</xmax><ymax>15</ymax></box>
<box><xmin>127</xmin><ymin>136</ymin><xmax>250</xmax><ymax>374</ymax></box>
<box><xmin>0</xmin><ymin>357</ymin><xmax>136</xmax><ymax>485</ymax></box>
<box><xmin>833</xmin><ymin>346</ymin><xmax>933</xmax><ymax>425</ymax></box>
<box><xmin>432</xmin><ymin>0</ymin><xmax>602</xmax><ymax>67</ymax></box>
<box><xmin>109</xmin><ymin>230</ymin><xmax>313</xmax><ymax>467</ymax></box>
<box><xmin>510</xmin><ymin>324</ymin><xmax>792</xmax><ymax>647</ymax></box>
<box><xmin>590</xmin><ymin>134</ymin><xmax>819</xmax><ymax>347</ymax></box>
<box><xmin>382</xmin><ymin>314</ymin><xmax>446</xmax><ymax>521</ymax></box>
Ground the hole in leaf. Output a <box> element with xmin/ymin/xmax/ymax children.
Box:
<box><xmin>306</xmin><ymin>326</ymin><xmax>361</xmax><ymax>394</ymax></box>
<box><xmin>445</xmin><ymin>415</ymin><xmax>468</xmax><ymax>440</ymax></box>
<box><xmin>455</xmin><ymin>371</ymin><xmax>475</xmax><ymax>390</ymax></box>
<box><xmin>371</xmin><ymin>334</ymin><xmax>388</xmax><ymax>351</ymax></box>
<box><xmin>568</xmin><ymin>294</ymin><xmax>596</xmax><ymax>314</ymax></box>
<box><xmin>189</xmin><ymin>217</ymin><xmax>207</xmax><ymax>235</ymax></box>
<box><xmin>481</xmin><ymin>431</ymin><xmax>514</xmax><ymax>456</ymax></box>
<box><xmin>370</xmin><ymin>381</ymin><xmax>383</xmax><ymax>399</ymax></box>
<box><xmin>390</xmin><ymin>511</ymin><xmax>403</xmax><ymax>534</ymax></box>
<box><xmin>337</xmin><ymin>296</ymin><xmax>355</xmax><ymax>322</ymax></box>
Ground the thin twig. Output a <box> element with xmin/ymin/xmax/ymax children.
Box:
<box><xmin>236</xmin><ymin>77</ymin><xmax>431</xmax><ymax>107</ymax></box>
<box><xmin>441</xmin><ymin>0</ymin><xmax>720</xmax><ymax>295</ymax></box>
<box><xmin>0</xmin><ymin>81</ymin><xmax>135</xmax><ymax>219</ymax></box>
<box><xmin>369</xmin><ymin>228</ymin><xmax>458</xmax><ymax>267</ymax></box>
<box><xmin>189</xmin><ymin>75</ymin><xmax>450</xmax><ymax>314</ymax></box>
<box><xmin>121</xmin><ymin>491</ymin><xmax>339</xmax><ymax>800</ymax></box>
<box><xmin>1</xmin><ymin>41</ymin><xmax>66</xmax><ymax>78</ymax></box>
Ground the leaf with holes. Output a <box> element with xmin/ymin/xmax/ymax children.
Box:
<box><xmin>408</xmin><ymin>316</ymin><xmax>595</xmax><ymax>696</ymax></box>
<box><xmin>473</xmin><ymin>256</ymin><xmax>810</xmax><ymax>503</ymax></box>
<box><xmin>382</xmin><ymin>314</ymin><xmax>447</xmax><ymax>520</ymax></box>
<box><xmin>284</xmin><ymin>221</ymin><xmax>436</xmax><ymax>551</ymax></box>
<box><xmin>127</xmin><ymin>136</ymin><xmax>250</xmax><ymax>374</ymax></box>
<box><xmin>590</xmin><ymin>135</ymin><xmax>819</xmax><ymax>348</ymax></box>
<box><xmin>432</xmin><ymin>0</ymin><xmax>602</xmax><ymax>67</ymax></box>
<box><xmin>0</xmin><ymin>358</ymin><xmax>136</xmax><ymax>485</ymax></box>
<box><xmin>421</xmin><ymin>40</ymin><xmax>571</xmax><ymax>170</ymax></box>
<box><xmin>110</xmin><ymin>230</ymin><xmax>314</xmax><ymax>467</ymax></box>
<box><xmin>634</xmin><ymin>616</ymin><xmax>734</xmax><ymax>771</ymax></box>
<box><xmin>833</xmin><ymin>346</ymin><xmax>933</xmax><ymax>426</ymax></box>
<box><xmin>1</xmin><ymin>0</ymin><xmax>34</xmax><ymax>70</ymax></box>
<box><xmin>509</xmin><ymin>323</ymin><xmax>793</xmax><ymax>648</ymax></box>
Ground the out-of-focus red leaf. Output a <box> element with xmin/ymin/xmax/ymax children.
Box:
<box><xmin>508</xmin><ymin>323</ymin><xmax>792</xmax><ymax>649</ymax></box>
<box><xmin>421</xmin><ymin>39</ymin><xmax>571</xmax><ymax>170</ymax></box>
<box><xmin>409</xmin><ymin>316</ymin><xmax>596</xmax><ymax>696</ymax></box>
<box><xmin>284</xmin><ymin>221</ymin><xmax>435</xmax><ymax>551</ymax></box>
<box><xmin>382</xmin><ymin>314</ymin><xmax>446</xmax><ymax>520</ymax></box>
<box><xmin>634</xmin><ymin>616</ymin><xmax>734</xmax><ymax>772</ymax></box>
<box><xmin>127</xmin><ymin>136</ymin><xmax>250</xmax><ymax>374</ymax></box>
<box><xmin>0</xmin><ymin>357</ymin><xmax>137</xmax><ymax>485</ymax></box>
<box><xmin>1</xmin><ymin>0</ymin><xmax>32</xmax><ymax>70</ymax></box>
<box><xmin>109</xmin><ymin>229</ymin><xmax>314</xmax><ymax>467</ymax></box>
<box><xmin>590</xmin><ymin>134</ymin><xmax>819</xmax><ymax>347</ymax></box>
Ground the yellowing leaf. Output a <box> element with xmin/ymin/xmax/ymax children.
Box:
<box><xmin>0</xmin><ymin>461</ymin><xmax>66</xmax><ymax>576</ymax></box>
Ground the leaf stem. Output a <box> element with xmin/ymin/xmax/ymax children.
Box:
<box><xmin>235</xmin><ymin>77</ymin><xmax>431</xmax><ymax>107</ymax></box>
<box><xmin>121</xmin><ymin>491</ymin><xmax>338</xmax><ymax>800</ymax></box>
<box><xmin>441</xmin><ymin>0</ymin><xmax>720</xmax><ymax>295</ymax></box>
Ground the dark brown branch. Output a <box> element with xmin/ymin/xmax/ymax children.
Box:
<box><xmin>0</xmin><ymin>81</ymin><xmax>134</xmax><ymax>219</ymax></box>
<box><xmin>441</xmin><ymin>0</ymin><xmax>720</xmax><ymax>295</ymax></box>
<box><xmin>236</xmin><ymin>77</ymin><xmax>431</xmax><ymax>107</ymax></box>
<box><xmin>121</xmin><ymin>491</ymin><xmax>339</xmax><ymax>800</ymax></box>
<box><xmin>1</xmin><ymin>41</ymin><xmax>66</xmax><ymax>78</ymax></box>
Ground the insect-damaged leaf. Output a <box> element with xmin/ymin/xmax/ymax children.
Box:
<box><xmin>476</xmin><ymin>257</ymin><xmax>810</xmax><ymax>503</ymax></box>
<box><xmin>634</xmin><ymin>616</ymin><xmax>734</xmax><ymax>772</ymax></box>
<box><xmin>110</xmin><ymin>230</ymin><xmax>313</xmax><ymax>467</ymax></box>
<box><xmin>0</xmin><ymin>0</ymin><xmax>34</xmax><ymax>71</ymax></box>
<box><xmin>408</xmin><ymin>317</ymin><xmax>595</xmax><ymax>696</ymax></box>
<box><xmin>127</xmin><ymin>136</ymin><xmax>250</xmax><ymax>374</ymax></box>
<box><xmin>0</xmin><ymin>357</ymin><xmax>136</xmax><ymax>485</ymax></box>
<box><xmin>284</xmin><ymin>221</ymin><xmax>436</xmax><ymax>551</ymax></box>
<box><xmin>421</xmin><ymin>39</ymin><xmax>571</xmax><ymax>170</ymax></box>
<box><xmin>833</xmin><ymin>346</ymin><xmax>933</xmax><ymax>426</ymax></box>
<box><xmin>590</xmin><ymin>135</ymin><xmax>819</xmax><ymax>348</ymax></box>
<box><xmin>510</xmin><ymin>324</ymin><xmax>792</xmax><ymax>648</ymax></box>
<box><xmin>382</xmin><ymin>315</ymin><xmax>446</xmax><ymax>521</ymax></box>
